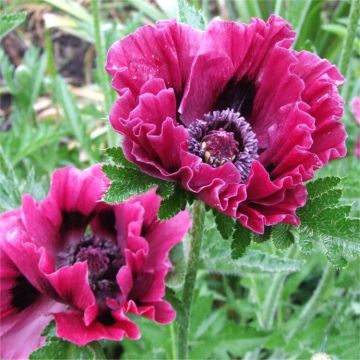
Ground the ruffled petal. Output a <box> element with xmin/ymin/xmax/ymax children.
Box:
<box><xmin>1</xmin><ymin>298</ymin><xmax>61</xmax><ymax>360</ymax></box>
<box><xmin>292</xmin><ymin>50</ymin><xmax>346</xmax><ymax>165</ymax></box>
<box><xmin>54</xmin><ymin>309</ymin><xmax>140</xmax><ymax>346</ymax></box>
<box><xmin>180</xmin><ymin>15</ymin><xmax>295</xmax><ymax>124</ymax></box>
<box><xmin>106</xmin><ymin>20</ymin><xmax>202</xmax><ymax>97</ymax></box>
<box><xmin>144</xmin><ymin>210</ymin><xmax>191</xmax><ymax>268</ymax></box>
<box><xmin>45</xmin><ymin>262</ymin><xmax>98</xmax><ymax>326</ymax></box>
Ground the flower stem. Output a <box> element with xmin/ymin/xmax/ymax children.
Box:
<box><xmin>259</xmin><ymin>245</ymin><xmax>297</xmax><ymax>330</ymax></box>
<box><xmin>339</xmin><ymin>0</ymin><xmax>360</xmax><ymax>78</ymax></box>
<box><xmin>170</xmin><ymin>322</ymin><xmax>177</xmax><ymax>360</ymax></box>
<box><xmin>286</xmin><ymin>264</ymin><xmax>334</xmax><ymax>340</ymax></box>
<box><xmin>274</xmin><ymin>0</ymin><xmax>282</xmax><ymax>16</ymax></box>
<box><xmin>177</xmin><ymin>200</ymin><xmax>206</xmax><ymax>360</ymax></box>
<box><xmin>91</xmin><ymin>0</ymin><xmax>117</xmax><ymax>147</ymax></box>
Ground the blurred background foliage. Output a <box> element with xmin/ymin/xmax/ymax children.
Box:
<box><xmin>0</xmin><ymin>0</ymin><xmax>359</xmax><ymax>359</ymax></box>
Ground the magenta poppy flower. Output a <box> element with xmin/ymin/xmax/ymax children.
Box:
<box><xmin>106</xmin><ymin>16</ymin><xmax>346</xmax><ymax>233</ymax></box>
<box><xmin>0</xmin><ymin>210</ymin><xmax>63</xmax><ymax>360</ymax></box>
<box><xmin>0</xmin><ymin>166</ymin><xmax>190</xmax><ymax>356</ymax></box>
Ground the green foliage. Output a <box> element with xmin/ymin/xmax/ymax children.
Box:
<box><xmin>103</xmin><ymin>147</ymin><xmax>195</xmax><ymax>215</ymax></box>
<box><xmin>0</xmin><ymin>147</ymin><xmax>45</xmax><ymax>211</ymax></box>
<box><xmin>298</xmin><ymin>176</ymin><xmax>360</xmax><ymax>268</ymax></box>
<box><xmin>201</xmin><ymin>225</ymin><xmax>303</xmax><ymax>275</ymax></box>
<box><xmin>29</xmin><ymin>337</ymin><xmax>96</xmax><ymax>360</ymax></box>
<box><xmin>271</xmin><ymin>224</ymin><xmax>296</xmax><ymax>249</ymax></box>
<box><xmin>1</xmin><ymin>1</ymin><xmax>359</xmax><ymax>359</ymax></box>
<box><xmin>102</xmin><ymin>164</ymin><xmax>173</xmax><ymax>203</ymax></box>
<box><xmin>231</xmin><ymin>221</ymin><xmax>252</xmax><ymax>259</ymax></box>
<box><xmin>158</xmin><ymin>185</ymin><xmax>192</xmax><ymax>220</ymax></box>
<box><xmin>0</xmin><ymin>12</ymin><xmax>27</xmax><ymax>39</ymax></box>
<box><xmin>214</xmin><ymin>211</ymin><xmax>235</xmax><ymax>239</ymax></box>
<box><xmin>177</xmin><ymin>0</ymin><xmax>206</xmax><ymax>29</ymax></box>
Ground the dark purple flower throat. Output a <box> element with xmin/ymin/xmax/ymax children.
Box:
<box><xmin>188</xmin><ymin>109</ymin><xmax>258</xmax><ymax>182</ymax></box>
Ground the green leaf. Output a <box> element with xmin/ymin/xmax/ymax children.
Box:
<box><xmin>231</xmin><ymin>222</ymin><xmax>252</xmax><ymax>259</ymax></box>
<box><xmin>158</xmin><ymin>185</ymin><xmax>188</xmax><ymax>220</ymax></box>
<box><xmin>272</xmin><ymin>224</ymin><xmax>296</xmax><ymax>250</ymax></box>
<box><xmin>29</xmin><ymin>337</ymin><xmax>95</xmax><ymax>359</ymax></box>
<box><xmin>306</xmin><ymin>176</ymin><xmax>341</xmax><ymax>199</ymax></box>
<box><xmin>0</xmin><ymin>12</ymin><xmax>27</xmax><ymax>39</ymax></box>
<box><xmin>42</xmin><ymin>0</ymin><xmax>92</xmax><ymax>23</ymax></box>
<box><xmin>105</xmin><ymin>147</ymin><xmax>136</xmax><ymax>169</ymax></box>
<box><xmin>102</xmin><ymin>165</ymin><xmax>175</xmax><ymax>204</ymax></box>
<box><xmin>55</xmin><ymin>76</ymin><xmax>96</xmax><ymax>162</ymax></box>
<box><xmin>201</xmin><ymin>226</ymin><xmax>303</xmax><ymax>275</ymax></box>
<box><xmin>125</xmin><ymin>0</ymin><xmax>166</xmax><ymax>21</ymax></box>
<box><xmin>214</xmin><ymin>211</ymin><xmax>235</xmax><ymax>240</ymax></box>
<box><xmin>166</xmin><ymin>243</ymin><xmax>186</xmax><ymax>289</ymax></box>
<box><xmin>177</xmin><ymin>0</ymin><xmax>205</xmax><ymax>29</ymax></box>
<box><xmin>298</xmin><ymin>176</ymin><xmax>360</xmax><ymax>268</ymax></box>
<box><xmin>252</xmin><ymin>226</ymin><xmax>272</xmax><ymax>243</ymax></box>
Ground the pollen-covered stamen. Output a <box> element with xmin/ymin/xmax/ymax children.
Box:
<box><xmin>57</xmin><ymin>235</ymin><xmax>124</xmax><ymax>324</ymax></box>
<box><xmin>201</xmin><ymin>129</ymin><xmax>239</xmax><ymax>166</ymax></box>
<box><xmin>188</xmin><ymin>109</ymin><xmax>258</xmax><ymax>182</ymax></box>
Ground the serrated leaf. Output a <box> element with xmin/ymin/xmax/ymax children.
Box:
<box><xmin>30</xmin><ymin>337</ymin><xmax>95</xmax><ymax>360</ymax></box>
<box><xmin>102</xmin><ymin>165</ymin><xmax>175</xmax><ymax>204</ymax></box>
<box><xmin>272</xmin><ymin>224</ymin><xmax>295</xmax><ymax>249</ymax></box>
<box><xmin>105</xmin><ymin>147</ymin><xmax>137</xmax><ymax>169</ymax></box>
<box><xmin>299</xmin><ymin>176</ymin><xmax>360</xmax><ymax>267</ymax></box>
<box><xmin>0</xmin><ymin>12</ymin><xmax>27</xmax><ymax>39</ymax></box>
<box><xmin>158</xmin><ymin>185</ymin><xmax>188</xmax><ymax>220</ymax></box>
<box><xmin>177</xmin><ymin>0</ymin><xmax>205</xmax><ymax>29</ymax></box>
<box><xmin>306</xmin><ymin>176</ymin><xmax>341</xmax><ymax>199</ymax></box>
<box><xmin>156</xmin><ymin>181</ymin><xmax>176</xmax><ymax>199</ymax></box>
<box><xmin>231</xmin><ymin>222</ymin><xmax>252</xmax><ymax>259</ymax></box>
<box><xmin>214</xmin><ymin>211</ymin><xmax>235</xmax><ymax>240</ymax></box>
<box><xmin>201</xmin><ymin>227</ymin><xmax>303</xmax><ymax>275</ymax></box>
<box><xmin>103</xmin><ymin>166</ymin><xmax>157</xmax><ymax>203</ymax></box>
<box><xmin>252</xmin><ymin>226</ymin><xmax>272</xmax><ymax>243</ymax></box>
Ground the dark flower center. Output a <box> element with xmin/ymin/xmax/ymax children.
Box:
<box><xmin>57</xmin><ymin>235</ymin><xmax>124</xmax><ymax>325</ymax></box>
<box><xmin>11</xmin><ymin>275</ymin><xmax>41</xmax><ymax>311</ymax></box>
<box><xmin>188</xmin><ymin>109</ymin><xmax>258</xmax><ymax>182</ymax></box>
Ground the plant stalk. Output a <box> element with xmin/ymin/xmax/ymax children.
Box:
<box><xmin>339</xmin><ymin>0</ymin><xmax>360</xmax><ymax>78</ymax></box>
<box><xmin>286</xmin><ymin>264</ymin><xmax>334</xmax><ymax>340</ymax></box>
<box><xmin>91</xmin><ymin>0</ymin><xmax>117</xmax><ymax>147</ymax></box>
<box><xmin>259</xmin><ymin>245</ymin><xmax>297</xmax><ymax>330</ymax></box>
<box><xmin>177</xmin><ymin>200</ymin><xmax>206</xmax><ymax>360</ymax></box>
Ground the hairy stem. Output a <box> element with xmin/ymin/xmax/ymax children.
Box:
<box><xmin>178</xmin><ymin>200</ymin><xmax>206</xmax><ymax>360</ymax></box>
<box><xmin>170</xmin><ymin>322</ymin><xmax>177</xmax><ymax>360</ymax></box>
<box><xmin>339</xmin><ymin>0</ymin><xmax>360</xmax><ymax>78</ymax></box>
<box><xmin>259</xmin><ymin>245</ymin><xmax>297</xmax><ymax>330</ymax></box>
<box><xmin>286</xmin><ymin>264</ymin><xmax>334</xmax><ymax>340</ymax></box>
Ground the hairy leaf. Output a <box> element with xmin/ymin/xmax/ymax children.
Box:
<box><xmin>158</xmin><ymin>185</ymin><xmax>189</xmax><ymax>220</ymax></box>
<box><xmin>231</xmin><ymin>222</ymin><xmax>252</xmax><ymax>259</ymax></box>
<box><xmin>30</xmin><ymin>337</ymin><xmax>95</xmax><ymax>359</ymax></box>
<box><xmin>214</xmin><ymin>211</ymin><xmax>235</xmax><ymax>240</ymax></box>
<box><xmin>105</xmin><ymin>147</ymin><xmax>137</xmax><ymax>169</ymax></box>
<box><xmin>103</xmin><ymin>165</ymin><xmax>174</xmax><ymax>203</ymax></box>
<box><xmin>177</xmin><ymin>0</ymin><xmax>205</xmax><ymax>29</ymax></box>
<box><xmin>271</xmin><ymin>224</ymin><xmax>296</xmax><ymax>250</ymax></box>
<box><xmin>298</xmin><ymin>176</ymin><xmax>360</xmax><ymax>267</ymax></box>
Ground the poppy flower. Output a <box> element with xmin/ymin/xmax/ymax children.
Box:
<box><xmin>0</xmin><ymin>166</ymin><xmax>190</xmax><ymax>357</ymax></box>
<box><xmin>0</xmin><ymin>210</ymin><xmax>63</xmax><ymax>360</ymax></box>
<box><xmin>106</xmin><ymin>15</ymin><xmax>346</xmax><ymax>233</ymax></box>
